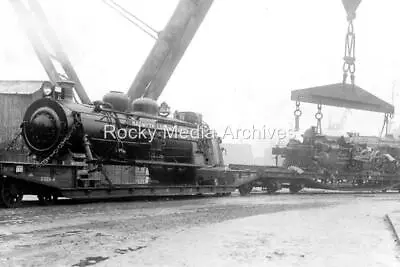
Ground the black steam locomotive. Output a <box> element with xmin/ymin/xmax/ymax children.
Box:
<box><xmin>21</xmin><ymin>81</ymin><xmax>224</xmax><ymax>185</ymax></box>
<box><xmin>273</xmin><ymin>126</ymin><xmax>400</xmax><ymax>176</ymax></box>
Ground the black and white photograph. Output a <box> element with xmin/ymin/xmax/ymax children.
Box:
<box><xmin>1</xmin><ymin>0</ymin><xmax>400</xmax><ymax>266</ymax></box>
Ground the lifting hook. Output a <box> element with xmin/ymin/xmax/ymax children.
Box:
<box><xmin>342</xmin><ymin>0</ymin><xmax>362</xmax><ymax>21</ymax></box>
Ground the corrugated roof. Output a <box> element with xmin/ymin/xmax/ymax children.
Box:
<box><xmin>0</xmin><ymin>80</ymin><xmax>45</xmax><ymax>95</ymax></box>
<box><xmin>291</xmin><ymin>83</ymin><xmax>394</xmax><ymax>114</ymax></box>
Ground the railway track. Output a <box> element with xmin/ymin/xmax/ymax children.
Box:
<box><xmin>3</xmin><ymin>189</ymin><xmax>399</xmax><ymax>209</ymax></box>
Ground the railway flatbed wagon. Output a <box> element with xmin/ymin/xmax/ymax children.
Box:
<box><xmin>0</xmin><ymin>161</ymin><xmax>260</xmax><ymax>208</ymax></box>
<box><xmin>229</xmin><ymin>164</ymin><xmax>400</xmax><ymax>195</ymax></box>
<box><xmin>0</xmin><ymin>81</ymin><xmax>264</xmax><ymax>208</ymax></box>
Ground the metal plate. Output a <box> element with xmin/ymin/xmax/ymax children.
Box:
<box><xmin>291</xmin><ymin>83</ymin><xmax>394</xmax><ymax>114</ymax></box>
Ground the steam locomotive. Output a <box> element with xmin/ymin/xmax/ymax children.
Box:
<box><xmin>273</xmin><ymin>126</ymin><xmax>400</xmax><ymax>177</ymax></box>
<box><xmin>21</xmin><ymin>81</ymin><xmax>224</xmax><ymax>185</ymax></box>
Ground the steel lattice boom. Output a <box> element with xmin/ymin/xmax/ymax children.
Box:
<box><xmin>127</xmin><ymin>0</ymin><xmax>213</xmax><ymax>102</ymax></box>
<box><xmin>9</xmin><ymin>0</ymin><xmax>91</xmax><ymax>104</ymax></box>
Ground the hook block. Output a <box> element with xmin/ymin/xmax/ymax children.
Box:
<box><xmin>342</xmin><ymin>0</ymin><xmax>361</xmax><ymax>21</ymax></box>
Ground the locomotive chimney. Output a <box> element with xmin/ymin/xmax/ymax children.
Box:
<box><xmin>57</xmin><ymin>81</ymin><xmax>75</xmax><ymax>102</ymax></box>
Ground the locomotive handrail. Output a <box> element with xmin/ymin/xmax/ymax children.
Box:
<box><xmin>89</xmin><ymin>104</ymin><xmax>201</xmax><ymax>127</ymax></box>
<box><xmin>93</xmin><ymin>100</ymin><xmax>114</xmax><ymax>111</ymax></box>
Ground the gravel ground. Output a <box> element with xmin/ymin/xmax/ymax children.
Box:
<box><xmin>1</xmin><ymin>191</ymin><xmax>400</xmax><ymax>266</ymax></box>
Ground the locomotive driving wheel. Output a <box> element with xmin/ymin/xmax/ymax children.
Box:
<box><xmin>0</xmin><ymin>180</ymin><xmax>23</xmax><ymax>208</ymax></box>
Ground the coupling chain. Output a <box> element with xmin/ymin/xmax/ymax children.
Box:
<box><xmin>34</xmin><ymin>114</ymin><xmax>80</xmax><ymax>169</ymax></box>
<box><xmin>5</xmin><ymin>131</ymin><xmax>22</xmax><ymax>151</ymax></box>
<box><xmin>343</xmin><ymin>20</ymin><xmax>356</xmax><ymax>85</ymax></box>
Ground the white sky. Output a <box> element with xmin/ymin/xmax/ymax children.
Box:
<box><xmin>1</xmin><ymin>0</ymin><xmax>400</xmax><ymax>156</ymax></box>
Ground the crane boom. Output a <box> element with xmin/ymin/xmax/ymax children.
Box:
<box><xmin>9</xmin><ymin>0</ymin><xmax>59</xmax><ymax>84</ymax></box>
<box><xmin>9</xmin><ymin>0</ymin><xmax>91</xmax><ymax>104</ymax></box>
<box><xmin>127</xmin><ymin>0</ymin><xmax>213</xmax><ymax>102</ymax></box>
<box><xmin>27</xmin><ymin>0</ymin><xmax>90</xmax><ymax>104</ymax></box>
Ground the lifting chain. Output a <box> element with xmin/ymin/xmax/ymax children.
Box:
<box><xmin>293</xmin><ymin>101</ymin><xmax>302</xmax><ymax>131</ymax></box>
<box><xmin>33</xmin><ymin>113</ymin><xmax>81</xmax><ymax>169</ymax></box>
<box><xmin>342</xmin><ymin>17</ymin><xmax>356</xmax><ymax>86</ymax></box>
<box><xmin>315</xmin><ymin>104</ymin><xmax>323</xmax><ymax>134</ymax></box>
<box><xmin>380</xmin><ymin>113</ymin><xmax>393</xmax><ymax>138</ymax></box>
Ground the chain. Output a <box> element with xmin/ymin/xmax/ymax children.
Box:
<box><xmin>380</xmin><ymin>113</ymin><xmax>390</xmax><ymax>138</ymax></box>
<box><xmin>5</xmin><ymin>131</ymin><xmax>22</xmax><ymax>151</ymax></box>
<box><xmin>294</xmin><ymin>101</ymin><xmax>302</xmax><ymax>116</ymax></box>
<box><xmin>33</xmin><ymin>113</ymin><xmax>80</xmax><ymax>169</ymax></box>
<box><xmin>343</xmin><ymin>20</ymin><xmax>356</xmax><ymax>85</ymax></box>
<box><xmin>105</xmin><ymin>111</ymin><xmax>125</xmax><ymax>156</ymax></box>
<box><xmin>294</xmin><ymin>101</ymin><xmax>302</xmax><ymax>131</ymax></box>
<box><xmin>315</xmin><ymin>104</ymin><xmax>323</xmax><ymax>134</ymax></box>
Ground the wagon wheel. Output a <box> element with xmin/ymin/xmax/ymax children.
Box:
<box><xmin>216</xmin><ymin>192</ymin><xmax>232</xmax><ymax>197</ymax></box>
<box><xmin>265</xmin><ymin>181</ymin><xmax>281</xmax><ymax>194</ymax></box>
<box><xmin>238</xmin><ymin>183</ymin><xmax>253</xmax><ymax>196</ymax></box>
<box><xmin>0</xmin><ymin>181</ymin><xmax>23</xmax><ymax>208</ymax></box>
<box><xmin>37</xmin><ymin>193</ymin><xmax>58</xmax><ymax>206</ymax></box>
<box><xmin>289</xmin><ymin>184</ymin><xmax>303</xmax><ymax>194</ymax></box>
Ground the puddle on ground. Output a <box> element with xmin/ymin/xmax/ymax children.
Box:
<box><xmin>114</xmin><ymin>246</ymin><xmax>146</xmax><ymax>254</ymax></box>
<box><xmin>72</xmin><ymin>256</ymin><xmax>109</xmax><ymax>267</ymax></box>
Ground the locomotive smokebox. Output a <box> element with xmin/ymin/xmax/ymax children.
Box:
<box><xmin>22</xmin><ymin>98</ymin><xmax>72</xmax><ymax>157</ymax></box>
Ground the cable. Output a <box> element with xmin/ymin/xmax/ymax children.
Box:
<box><xmin>108</xmin><ymin>0</ymin><xmax>159</xmax><ymax>35</ymax></box>
<box><xmin>101</xmin><ymin>0</ymin><xmax>158</xmax><ymax>40</ymax></box>
<box><xmin>102</xmin><ymin>0</ymin><xmax>157</xmax><ymax>39</ymax></box>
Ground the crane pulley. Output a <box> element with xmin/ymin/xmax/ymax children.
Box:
<box><xmin>342</xmin><ymin>0</ymin><xmax>361</xmax><ymax>22</ymax></box>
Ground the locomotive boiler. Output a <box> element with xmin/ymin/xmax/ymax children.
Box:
<box><xmin>21</xmin><ymin>81</ymin><xmax>223</xmax><ymax>184</ymax></box>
